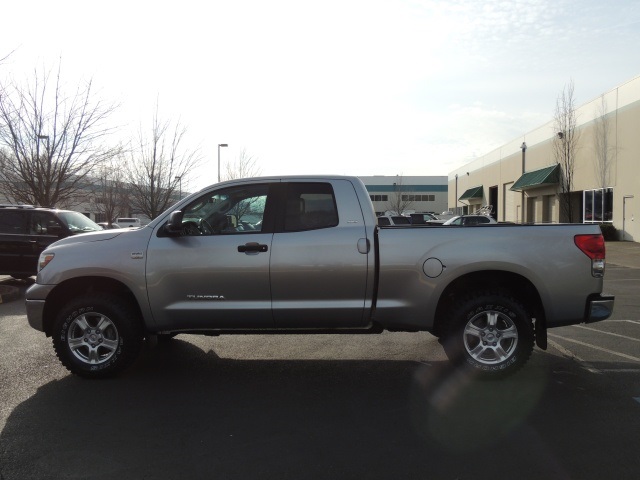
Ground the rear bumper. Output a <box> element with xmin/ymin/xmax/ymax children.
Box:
<box><xmin>586</xmin><ymin>294</ymin><xmax>615</xmax><ymax>323</ymax></box>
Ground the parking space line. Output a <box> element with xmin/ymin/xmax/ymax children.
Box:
<box><xmin>547</xmin><ymin>339</ymin><xmax>601</xmax><ymax>374</ymax></box>
<box><xmin>607</xmin><ymin>320</ymin><xmax>640</xmax><ymax>325</ymax></box>
<box><xmin>599</xmin><ymin>369</ymin><xmax>640</xmax><ymax>373</ymax></box>
<box><xmin>549</xmin><ymin>333</ymin><xmax>640</xmax><ymax>363</ymax></box>
<box><xmin>572</xmin><ymin>325</ymin><xmax>640</xmax><ymax>342</ymax></box>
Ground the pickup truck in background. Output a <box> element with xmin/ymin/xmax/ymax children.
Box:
<box><xmin>25</xmin><ymin>176</ymin><xmax>614</xmax><ymax>379</ymax></box>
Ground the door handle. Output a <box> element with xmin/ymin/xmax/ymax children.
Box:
<box><xmin>238</xmin><ymin>242</ymin><xmax>268</xmax><ymax>253</ymax></box>
<box><xmin>357</xmin><ymin>238</ymin><xmax>370</xmax><ymax>254</ymax></box>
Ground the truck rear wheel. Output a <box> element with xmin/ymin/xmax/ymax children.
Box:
<box><xmin>52</xmin><ymin>294</ymin><xmax>143</xmax><ymax>379</ymax></box>
<box><xmin>442</xmin><ymin>290</ymin><xmax>534</xmax><ymax>378</ymax></box>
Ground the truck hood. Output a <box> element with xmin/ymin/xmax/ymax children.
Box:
<box><xmin>49</xmin><ymin>228</ymin><xmax>140</xmax><ymax>247</ymax></box>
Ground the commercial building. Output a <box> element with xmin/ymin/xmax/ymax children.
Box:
<box><xmin>358</xmin><ymin>175</ymin><xmax>448</xmax><ymax>216</ymax></box>
<box><xmin>449</xmin><ymin>75</ymin><xmax>640</xmax><ymax>241</ymax></box>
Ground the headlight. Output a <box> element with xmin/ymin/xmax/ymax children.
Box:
<box><xmin>39</xmin><ymin>253</ymin><xmax>55</xmax><ymax>271</ymax></box>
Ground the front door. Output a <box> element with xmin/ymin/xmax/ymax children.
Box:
<box><xmin>146</xmin><ymin>182</ymin><xmax>275</xmax><ymax>331</ymax></box>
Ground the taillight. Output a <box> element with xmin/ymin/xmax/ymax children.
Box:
<box><xmin>574</xmin><ymin>234</ymin><xmax>605</xmax><ymax>277</ymax></box>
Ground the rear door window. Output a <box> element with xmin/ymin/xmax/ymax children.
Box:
<box><xmin>0</xmin><ymin>211</ymin><xmax>27</xmax><ymax>234</ymax></box>
<box><xmin>283</xmin><ymin>183</ymin><xmax>339</xmax><ymax>232</ymax></box>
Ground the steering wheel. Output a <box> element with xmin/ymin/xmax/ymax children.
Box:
<box><xmin>181</xmin><ymin>221</ymin><xmax>202</xmax><ymax>236</ymax></box>
<box><xmin>200</xmin><ymin>219</ymin><xmax>214</xmax><ymax>235</ymax></box>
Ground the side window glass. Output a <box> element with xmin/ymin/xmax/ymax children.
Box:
<box><xmin>284</xmin><ymin>183</ymin><xmax>339</xmax><ymax>232</ymax></box>
<box><xmin>180</xmin><ymin>184</ymin><xmax>269</xmax><ymax>235</ymax></box>
<box><xmin>30</xmin><ymin>212</ymin><xmax>63</xmax><ymax>235</ymax></box>
<box><xmin>0</xmin><ymin>211</ymin><xmax>27</xmax><ymax>234</ymax></box>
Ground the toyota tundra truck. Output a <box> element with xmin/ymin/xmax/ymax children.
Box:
<box><xmin>25</xmin><ymin>176</ymin><xmax>614</xmax><ymax>379</ymax></box>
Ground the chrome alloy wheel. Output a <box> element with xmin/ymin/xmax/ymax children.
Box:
<box><xmin>463</xmin><ymin>310</ymin><xmax>519</xmax><ymax>365</ymax></box>
<box><xmin>66</xmin><ymin>312</ymin><xmax>120</xmax><ymax>365</ymax></box>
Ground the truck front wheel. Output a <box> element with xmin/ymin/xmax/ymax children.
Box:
<box><xmin>442</xmin><ymin>291</ymin><xmax>534</xmax><ymax>378</ymax></box>
<box><xmin>52</xmin><ymin>294</ymin><xmax>144</xmax><ymax>379</ymax></box>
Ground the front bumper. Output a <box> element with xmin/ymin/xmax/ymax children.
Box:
<box><xmin>25</xmin><ymin>283</ymin><xmax>56</xmax><ymax>333</ymax></box>
<box><xmin>26</xmin><ymin>299</ymin><xmax>46</xmax><ymax>331</ymax></box>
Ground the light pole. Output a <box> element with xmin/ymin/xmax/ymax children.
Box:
<box><xmin>454</xmin><ymin>174</ymin><xmax>458</xmax><ymax>215</ymax></box>
<box><xmin>520</xmin><ymin>142</ymin><xmax>527</xmax><ymax>224</ymax></box>
<box><xmin>217</xmin><ymin>144</ymin><xmax>228</xmax><ymax>183</ymax></box>
<box><xmin>623</xmin><ymin>195</ymin><xmax>634</xmax><ymax>241</ymax></box>
<box><xmin>174</xmin><ymin>175</ymin><xmax>182</xmax><ymax>199</ymax></box>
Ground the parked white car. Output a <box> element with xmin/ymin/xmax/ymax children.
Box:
<box><xmin>443</xmin><ymin>215</ymin><xmax>497</xmax><ymax>226</ymax></box>
<box><xmin>115</xmin><ymin>217</ymin><xmax>142</xmax><ymax>228</ymax></box>
<box><xmin>377</xmin><ymin>215</ymin><xmax>411</xmax><ymax>226</ymax></box>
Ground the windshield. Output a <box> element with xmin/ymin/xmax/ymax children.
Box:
<box><xmin>57</xmin><ymin>211</ymin><xmax>103</xmax><ymax>233</ymax></box>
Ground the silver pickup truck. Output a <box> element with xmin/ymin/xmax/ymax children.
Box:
<box><xmin>25</xmin><ymin>176</ymin><xmax>614</xmax><ymax>379</ymax></box>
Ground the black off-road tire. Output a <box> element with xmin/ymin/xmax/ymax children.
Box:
<box><xmin>52</xmin><ymin>294</ymin><xmax>144</xmax><ymax>379</ymax></box>
<box><xmin>442</xmin><ymin>290</ymin><xmax>534</xmax><ymax>379</ymax></box>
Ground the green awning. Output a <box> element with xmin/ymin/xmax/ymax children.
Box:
<box><xmin>510</xmin><ymin>164</ymin><xmax>560</xmax><ymax>191</ymax></box>
<box><xmin>458</xmin><ymin>185</ymin><xmax>483</xmax><ymax>201</ymax></box>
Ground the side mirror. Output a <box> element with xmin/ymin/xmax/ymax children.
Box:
<box><xmin>164</xmin><ymin>210</ymin><xmax>184</xmax><ymax>235</ymax></box>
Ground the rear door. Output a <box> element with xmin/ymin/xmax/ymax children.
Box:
<box><xmin>270</xmin><ymin>180</ymin><xmax>371</xmax><ymax>328</ymax></box>
<box><xmin>0</xmin><ymin>210</ymin><xmax>29</xmax><ymax>275</ymax></box>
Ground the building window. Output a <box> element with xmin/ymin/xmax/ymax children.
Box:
<box><xmin>369</xmin><ymin>195</ymin><xmax>388</xmax><ymax>202</ymax></box>
<box><xmin>583</xmin><ymin>188</ymin><xmax>613</xmax><ymax>223</ymax></box>
<box><xmin>400</xmin><ymin>194</ymin><xmax>435</xmax><ymax>202</ymax></box>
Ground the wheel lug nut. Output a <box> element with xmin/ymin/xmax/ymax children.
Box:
<box><xmin>493</xmin><ymin>342</ymin><xmax>497</xmax><ymax>346</ymax></box>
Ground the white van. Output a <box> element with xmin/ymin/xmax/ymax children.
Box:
<box><xmin>115</xmin><ymin>217</ymin><xmax>141</xmax><ymax>228</ymax></box>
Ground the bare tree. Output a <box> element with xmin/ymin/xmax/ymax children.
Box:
<box><xmin>593</xmin><ymin>95</ymin><xmax>614</xmax><ymax>190</ymax></box>
<box><xmin>385</xmin><ymin>175</ymin><xmax>414</xmax><ymax>215</ymax></box>
<box><xmin>126</xmin><ymin>104</ymin><xmax>202</xmax><ymax>220</ymax></box>
<box><xmin>0</xmin><ymin>49</ymin><xmax>16</xmax><ymax>69</ymax></box>
<box><xmin>0</xmin><ymin>62</ymin><xmax>118</xmax><ymax>207</ymax></box>
<box><xmin>222</xmin><ymin>148</ymin><xmax>261</xmax><ymax>181</ymax></box>
<box><xmin>553</xmin><ymin>79</ymin><xmax>581</xmax><ymax>223</ymax></box>
<box><xmin>90</xmin><ymin>152</ymin><xmax>129</xmax><ymax>224</ymax></box>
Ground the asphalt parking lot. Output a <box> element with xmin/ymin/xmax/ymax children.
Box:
<box><xmin>0</xmin><ymin>241</ymin><xmax>639</xmax><ymax>479</ymax></box>
<box><xmin>550</xmin><ymin>240</ymin><xmax>640</xmax><ymax>367</ymax></box>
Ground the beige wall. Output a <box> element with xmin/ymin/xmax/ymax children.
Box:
<box><xmin>449</xmin><ymin>75</ymin><xmax>640</xmax><ymax>240</ymax></box>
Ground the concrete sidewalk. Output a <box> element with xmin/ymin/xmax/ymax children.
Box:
<box><xmin>0</xmin><ymin>280</ymin><xmax>22</xmax><ymax>303</ymax></box>
<box><xmin>605</xmin><ymin>241</ymin><xmax>640</xmax><ymax>269</ymax></box>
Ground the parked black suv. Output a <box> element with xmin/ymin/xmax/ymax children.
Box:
<box><xmin>0</xmin><ymin>205</ymin><xmax>102</xmax><ymax>279</ymax></box>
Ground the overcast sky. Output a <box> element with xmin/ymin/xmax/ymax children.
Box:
<box><xmin>2</xmin><ymin>0</ymin><xmax>640</xmax><ymax>191</ymax></box>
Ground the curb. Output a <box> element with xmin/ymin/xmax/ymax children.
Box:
<box><xmin>0</xmin><ymin>284</ymin><xmax>21</xmax><ymax>303</ymax></box>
